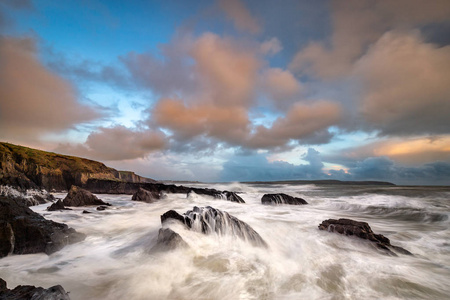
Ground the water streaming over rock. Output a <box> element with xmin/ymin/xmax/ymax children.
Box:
<box><xmin>0</xmin><ymin>183</ymin><xmax>449</xmax><ymax>299</ymax></box>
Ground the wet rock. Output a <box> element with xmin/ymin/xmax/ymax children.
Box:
<box><xmin>96</xmin><ymin>205</ymin><xmax>108</xmax><ymax>211</ymax></box>
<box><xmin>261</xmin><ymin>193</ymin><xmax>308</xmax><ymax>205</ymax></box>
<box><xmin>0</xmin><ymin>278</ymin><xmax>70</xmax><ymax>300</ymax></box>
<box><xmin>149</xmin><ymin>228</ymin><xmax>189</xmax><ymax>253</ymax></box>
<box><xmin>82</xmin><ymin>210</ymin><xmax>91</xmax><ymax>214</ymax></box>
<box><xmin>318</xmin><ymin>218</ymin><xmax>412</xmax><ymax>256</ymax></box>
<box><xmin>0</xmin><ymin>196</ymin><xmax>86</xmax><ymax>258</ymax></box>
<box><xmin>85</xmin><ymin>179</ymin><xmax>245</xmax><ymax>203</ymax></box>
<box><xmin>161</xmin><ymin>210</ymin><xmax>186</xmax><ymax>225</ymax></box>
<box><xmin>161</xmin><ymin>206</ymin><xmax>267</xmax><ymax>247</ymax></box>
<box><xmin>221</xmin><ymin>191</ymin><xmax>245</xmax><ymax>203</ymax></box>
<box><xmin>47</xmin><ymin>200</ymin><xmax>71</xmax><ymax>211</ymax></box>
<box><xmin>131</xmin><ymin>187</ymin><xmax>160</xmax><ymax>203</ymax></box>
<box><xmin>62</xmin><ymin>185</ymin><xmax>109</xmax><ymax>207</ymax></box>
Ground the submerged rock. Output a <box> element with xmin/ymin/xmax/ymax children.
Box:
<box><xmin>0</xmin><ymin>278</ymin><xmax>70</xmax><ymax>300</ymax></box>
<box><xmin>261</xmin><ymin>193</ymin><xmax>308</xmax><ymax>205</ymax></box>
<box><xmin>161</xmin><ymin>206</ymin><xmax>267</xmax><ymax>247</ymax></box>
<box><xmin>131</xmin><ymin>187</ymin><xmax>160</xmax><ymax>203</ymax></box>
<box><xmin>318</xmin><ymin>218</ymin><xmax>412</xmax><ymax>256</ymax></box>
<box><xmin>96</xmin><ymin>205</ymin><xmax>108</xmax><ymax>211</ymax></box>
<box><xmin>0</xmin><ymin>196</ymin><xmax>86</xmax><ymax>258</ymax></box>
<box><xmin>149</xmin><ymin>228</ymin><xmax>189</xmax><ymax>253</ymax></box>
<box><xmin>62</xmin><ymin>185</ymin><xmax>109</xmax><ymax>207</ymax></box>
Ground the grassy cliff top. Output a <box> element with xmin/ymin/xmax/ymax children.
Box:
<box><xmin>0</xmin><ymin>142</ymin><xmax>116</xmax><ymax>174</ymax></box>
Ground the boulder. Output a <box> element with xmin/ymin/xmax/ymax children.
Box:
<box><xmin>131</xmin><ymin>187</ymin><xmax>160</xmax><ymax>203</ymax></box>
<box><xmin>0</xmin><ymin>196</ymin><xmax>86</xmax><ymax>258</ymax></box>
<box><xmin>161</xmin><ymin>206</ymin><xmax>267</xmax><ymax>247</ymax></box>
<box><xmin>96</xmin><ymin>205</ymin><xmax>108</xmax><ymax>211</ymax></box>
<box><xmin>62</xmin><ymin>186</ymin><xmax>109</xmax><ymax>207</ymax></box>
<box><xmin>261</xmin><ymin>193</ymin><xmax>308</xmax><ymax>205</ymax></box>
<box><xmin>0</xmin><ymin>278</ymin><xmax>70</xmax><ymax>300</ymax></box>
<box><xmin>149</xmin><ymin>228</ymin><xmax>189</xmax><ymax>253</ymax></box>
<box><xmin>318</xmin><ymin>218</ymin><xmax>412</xmax><ymax>256</ymax></box>
<box><xmin>47</xmin><ymin>200</ymin><xmax>71</xmax><ymax>211</ymax></box>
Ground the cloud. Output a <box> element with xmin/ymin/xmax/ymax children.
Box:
<box><xmin>262</xmin><ymin>68</ymin><xmax>301</xmax><ymax>109</ymax></box>
<box><xmin>191</xmin><ymin>32</ymin><xmax>260</xmax><ymax>107</ymax></box>
<box><xmin>355</xmin><ymin>31</ymin><xmax>450</xmax><ymax>135</ymax></box>
<box><xmin>219</xmin><ymin>0</ymin><xmax>261</xmax><ymax>34</ymax></box>
<box><xmin>260</xmin><ymin>37</ymin><xmax>282</xmax><ymax>55</ymax></box>
<box><xmin>0</xmin><ymin>37</ymin><xmax>101</xmax><ymax>143</ymax></box>
<box><xmin>152</xmin><ymin>97</ymin><xmax>249</xmax><ymax>144</ymax></box>
<box><xmin>289</xmin><ymin>0</ymin><xmax>450</xmax><ymax>79</ymax></box>
<box><xmin>246</xmin><ymin>101</ymin><xmax>341</xmax><ymax>149</ymax></box>
<box><xmin>220</xmin><ymin>148</ymin><xmax>327</xmax><ymax>182</ymax></box>
<box><xmin>338</xmin><ymin>156</ymin><xmax>450</xmax><ymax>185</ymax></box>
<box><xmin>121</xmin><ymin>34</ymin><xmax>197</xmax><ymax>96</ymax></box>
<box><xmin>325</xmin><ymin>135</ymin><xmax>450</xmax><ymax>166</ymax></box>
<box><xmin>55</xmin><ymin>125</ymin><xmax>166</xmax><ymax>161</ymax></box>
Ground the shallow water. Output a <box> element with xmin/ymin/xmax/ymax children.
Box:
<box><xmin>1</xmin><ymin>183</ymin><xmax>449</xmax><ymax>299</ymax></box>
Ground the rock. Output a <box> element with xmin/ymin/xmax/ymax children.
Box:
<box><xmin>318</xmin><ymin>218</ymin><xmax>412</xmax><ymax>256</ymax></box>
<box><xmin>261</xmin><ymin>193</ymin><xmax>308</xmax><ymax>205</ymax></box>
<box><xmin>62</xmin><ymin>185</ymin><xmax>109</xmax><ymax>207</ymax></box>
<box><xmin>0</xmin><ymin>278</ymin><xmax>70</xmax><ymax>300</ymax></box>
<box><xmin>82</xmin><ymin>210</ymin><xmax>91</xmax><ymax>214</ymax></box>
<box><xmin>0</xmin><ymin>196</ymin><xmax>86</xmax><ymax>258</ymax></box>
<box><xmin>161</xmin><ymin>206</ymin><xmax>267</xmax><ymax>247</ymax></box>
<box><xmin>149</xmin><ymin>228</ymin><xmax>189</xmax><ymax>253</ymax></box>
<box><xmin>47</xmin><ymin>200</ymin><xmax>71</xmax><ymax>211</ymax></box>
<box><xmin>161</xmin><ymin>210</ymin><xmax>186</xmax><ymax>225</ymax></box>
<box><xmin>96</xmin><ymin>205</ymin><xmax>108</xmax><ymax>211</ymax></box>
<box><xmin>221</xmin><ymin>191</ymin><xmax>245</xmax><ymax>203</ymax></box>
<box><xmin>131</xmin><ymin>187</ymin><xmax>160</xmax><ymax>203</ymax></box>
<box><xmin>84</xmin><ymin>180</ymin><xmax>245</xmax><ymax>203</ymax></box>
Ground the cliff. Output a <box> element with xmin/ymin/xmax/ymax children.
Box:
<box><xmin>0</xmin><ymin>142</ymin><xmax>155</xmax><ymax>191</ymax></box>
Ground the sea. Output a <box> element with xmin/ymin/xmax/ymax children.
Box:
<box><xmin>1</xmin><ymin>183</ymin><xmax>449</xmax><ymax>299</ymax></box>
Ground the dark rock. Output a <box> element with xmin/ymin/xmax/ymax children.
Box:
<box><xmin>318</xmin><ymin>218</ymin><xmax>412</xmax><ymax>256</ymax></box>
<box><xmin>161</xmin><ymin>210</ymin><xmax>186</xmax><ymax>225</ymax></box>
<box><xmin>96</xmin><ymin>205</ymin><xmax>108</xmax><ymax>211</ymax></box>
<box><xmin>62</xmin><ymin>185</ymin><xmax>109</xmax><ymax>207</ymax></box>
<box><xmin>84</xmin><ymin>179</ymin><xmax>245</xmax><ymax>203</ymax></box>
<box><xmin>82</xmin><ymin>210</ymin><xmax>92</xmax><ymax>214</ymax></box>
<box><xmin>161</xmin><ymin>206</ymin><xmax>267</xmax><ymax>247</ymax></box>
<box><xmin>261</xmin><ymin>193</ymin><xmax>308</xmax><ymax>205</ymax></box>
<box><xmin>47</xmin><ymin>200</ymin><xmax>71</xmax><ymax>211</ymax></box>
<box><xmin>0</xmin><ymin>196</ymin><xmax>86</xmax><ymax>258</ymax></box>
<box><xmin>149</xmin><ymin>228</ymin><xmax>189</xmax><ymax>253</ymax></box>
<box><xmin>131</xmin><ymin>187</ymin><xmax>160</xmax><ymax>203</ymax></box>
<box><xmin>0</xmin><ymin>278</ymin><xmax>70</xmax><ymax>300</ymax></box>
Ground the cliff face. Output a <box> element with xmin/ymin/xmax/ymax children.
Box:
<box><xmin>0</xmin><ymin>142</ymin><xmax>155</xmax><ymax>191</ymax></box>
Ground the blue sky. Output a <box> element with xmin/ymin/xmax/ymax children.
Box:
<box><xmin>1</xmin><ymin>0</ymin><xmax>450</xmax><ymax>185</ymax></box>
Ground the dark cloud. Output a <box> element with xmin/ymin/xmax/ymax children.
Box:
<box><xmin>220</xmin><ymin>148</ymin><xmax>327</xmax><ymax>182</ymax></box>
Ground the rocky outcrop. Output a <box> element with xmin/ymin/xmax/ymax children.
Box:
<box><xmin>0</xmin><ymin>142</ymin><xmax>155</xmax><ymax>192</ymax></box>
<box><xmin>85</xmin><ymin>179</ymin><xmax>245</xmax><ymax>203</ymax></box>
<box><xmin>62</xmin><ymin>186</ymin><xmax>109</xmax><ymax>207</ymax></box>
<box><xmin>0</xmin><ymin>196</ymin><xmax>86</xmax><ymax>258</ymax></box>
<box><xmin>149</xmin><ymin>228</ymin><xmax>189</xmax><ymax>253</ymax></box>
<box><xmin>318</xmin><ymin>218</ymin><xmax>412</xmax><ymax>256</ymax></box>
<box><xmin>47</xmin><ymin>200</ymin><xmax>71</xmax><ymax>211</ymax></box>
<box><xmin>161</xmin><ymin>206</ymin><xmax>267</xmax><ymax>247</ymax></box>
<box><xmin>261</xmin><ymin>193</ymin><xmax>308</xmax><ymax>205</ymax></box>
<box><xmin>131</xmin><ymin>187</ymin><xmax>160</xmax><ymax>203</ymax></box>
<box><xmin>0</xmin><ymin>278</ymin><xmax>70</xmax><ymax>300</ymax></box>
<box><xmin>0</xmin><ymin>186</ymin><xmax>55</xmax><ymax>207</ymax></box>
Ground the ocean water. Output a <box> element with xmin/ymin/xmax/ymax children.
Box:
<box><xmin>1</xmin><ymin>183</ymin><xmax>449</xmax><ymax>299</ymax></box>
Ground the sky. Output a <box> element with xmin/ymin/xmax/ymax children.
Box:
<box><xmin>1</xmin><ymin>0</ymin><xmax>450</xmax><ymax>185</ymax></box>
